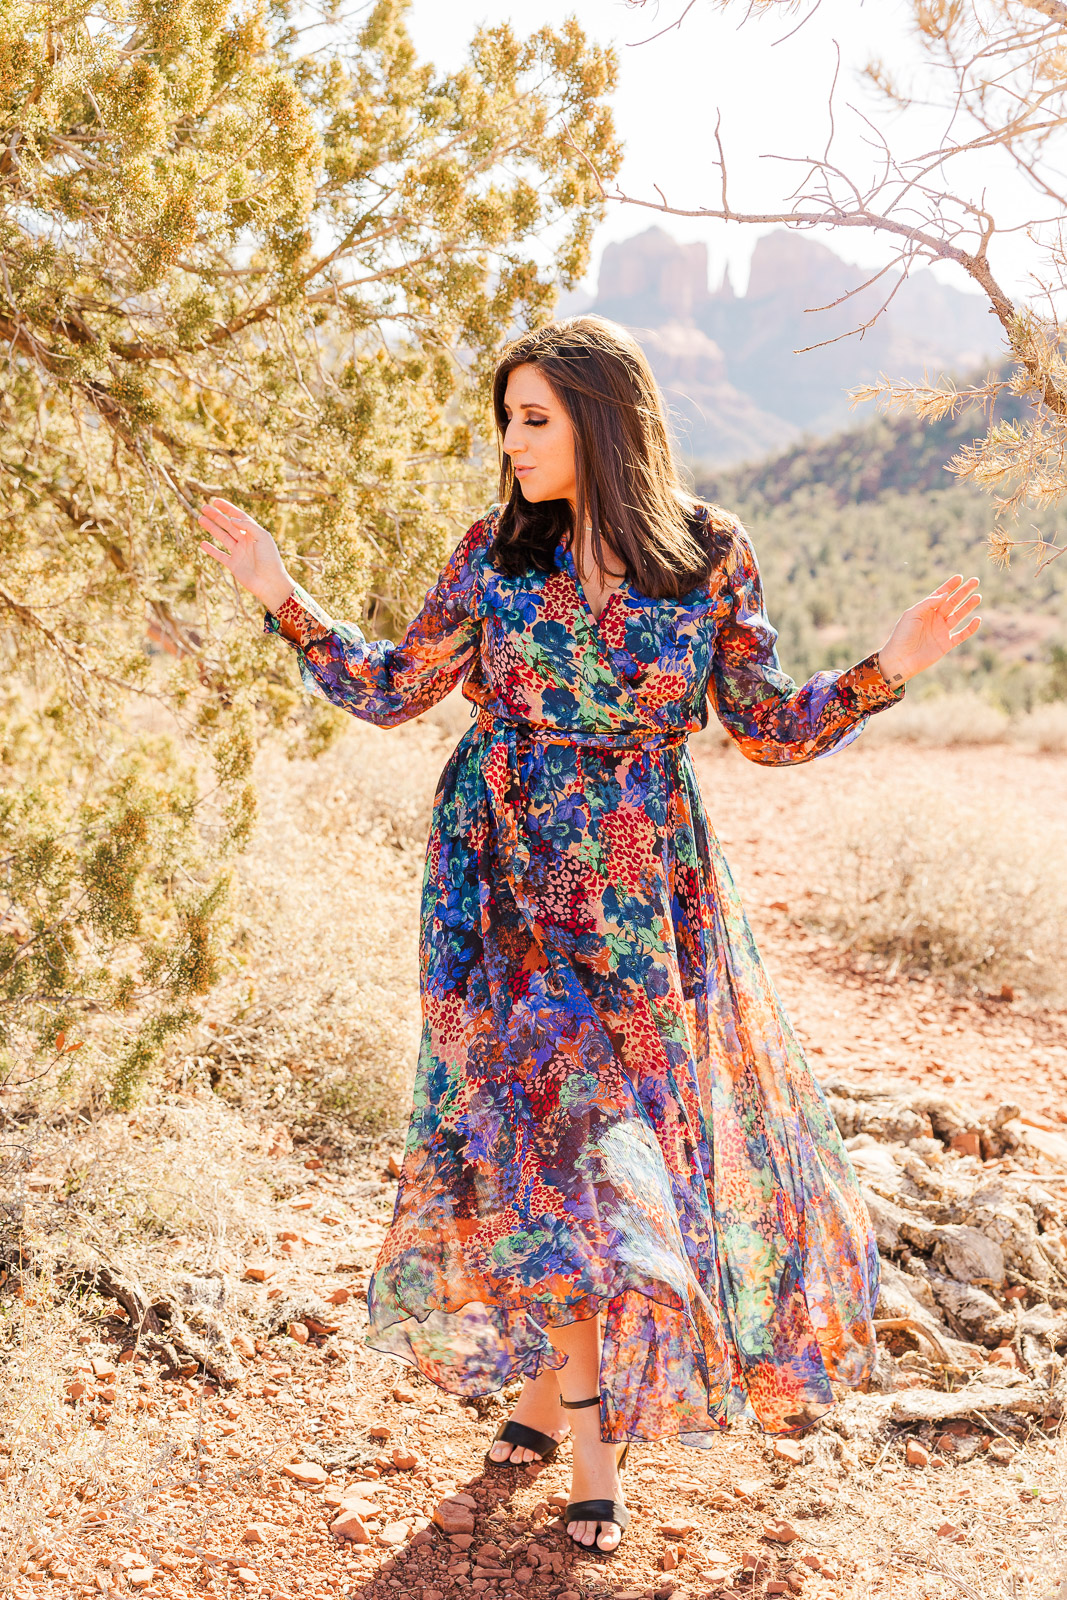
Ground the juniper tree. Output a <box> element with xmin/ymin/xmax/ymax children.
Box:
<box><xmin>0</xmin><ymin>0</ymin><xmax>619</xmax><ymax>1105</ymax></box>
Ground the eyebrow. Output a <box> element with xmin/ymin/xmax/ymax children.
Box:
<box><xmin>503</xmin><ymin>401</ymin><xmax>550</xmax><ymax>413</ymax></box>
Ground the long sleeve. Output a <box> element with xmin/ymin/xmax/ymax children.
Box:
<box><xmin>707</xmin><ymin>522</ymin><xmax>904</xmax><ymax>765</ymax></box>
<box><xmin>263</xmin><ymin>514</ymin><xmax>489</xmax><ymax>727</ymax></box>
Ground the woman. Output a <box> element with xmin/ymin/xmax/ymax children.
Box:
<box><xmin>198</xmin><ymin>317</ymin><xmax>980</xmax><ymax>1554</ymax></box>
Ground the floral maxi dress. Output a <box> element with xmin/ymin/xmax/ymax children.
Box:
<box><xmin>265</xmin><ymin>504</ymin><xmax>904</xmax><ymax>1443</ymax></box>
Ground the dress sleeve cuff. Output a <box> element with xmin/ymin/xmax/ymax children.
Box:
<box><xmin>263</xmin><ymin>582</ymin><xmax>335</xmax><ymax>648</ymax></box>
<box><xmin>836</xmin><ymin>651</ymin><xmax>906</xmax><ymax>716</ymax></box>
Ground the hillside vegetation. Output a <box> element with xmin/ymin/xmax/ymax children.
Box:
<box><xmin>697</xmin><ymin>392</ymin><xmax>1066</xmax><ymax>711</ymax></box>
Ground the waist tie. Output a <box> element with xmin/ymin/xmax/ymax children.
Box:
<box><xmin>474</xmin><ymin>708</ymin><xmax>689</xmax><ymax>882</ymax></box>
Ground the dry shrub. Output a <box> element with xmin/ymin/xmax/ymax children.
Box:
<box><xmin>197</xmin><ymin>710</ymin><xmax>465</xmax><ymax>1130</ymax></box>
<box><xmin>1013</xmin><ymin>700</ymin><xmax>1067</xmax><ymax>754</ymax></box>
<box><xmin>811</xmin><ymin>783</ymin><xmax>1067</xmax><ymax>999</ymax></box>
<box><xmin>862</xmin><ymin>689</ymin><xmax>1011</xmax><ymax>746</ymax></box>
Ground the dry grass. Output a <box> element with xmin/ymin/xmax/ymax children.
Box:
<box><xmin>810</xmin><ymin>780</ymin><xmax>1067</xmax><ymax>1001</ymax></box>
<box><xmin>862</xmin><ymin>690</ymin><xmax>1012</xmax><ymax>746</ymax></box>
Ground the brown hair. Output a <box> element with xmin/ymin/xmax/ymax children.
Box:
<box><xmin>490</xmin><ymin>315</ymin><xmax>736</xmax><ymax>599</ymax></box>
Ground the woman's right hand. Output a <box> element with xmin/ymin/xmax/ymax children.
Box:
<box><xmin>197</xmin><ymin>498</ymin><xmax>295</xmax><ymax>616</ymax></box>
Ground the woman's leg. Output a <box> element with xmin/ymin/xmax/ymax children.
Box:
<box><xmin>486</xmin><ymin>1366</ymin><xmax>569</xmax><ymax>1464</ymax></box>
<box><xmin>548</xmin><ymin>1312</ymin><xmax>626</xmax><ymax>1552</ymax></box>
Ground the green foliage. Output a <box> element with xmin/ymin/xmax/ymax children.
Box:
<box><xmin>699</xmin><ymin>403</ymin><xmax>1067</xmax><ymax>712</ymax></box>
<box><xmin>0</xmin><ymin>0</ymin><xmax>619</xmax><ymax>1103</ymax></box>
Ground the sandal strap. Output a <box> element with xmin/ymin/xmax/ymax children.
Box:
<box><xmin>559</xmin><ymin>1393</ymin><xmax>601</xmax><ymax>1410</ymax></box>
<box><xmin>564</xmin><ymin>1498</ymin><xmax>631</xmax><ymax>1531</ymax></box>
<box><xmin>492</xmin><ymin>1420</ymin><xmax>560</xmax><ymax>1459</ymax></box>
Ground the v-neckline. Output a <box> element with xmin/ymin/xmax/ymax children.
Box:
<box><xmin>561</xmin><ymin>540</ymin><xmax>628</xmax><ymax>629</ymax></box>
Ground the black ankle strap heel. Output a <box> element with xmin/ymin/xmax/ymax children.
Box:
<box><xmin>559</xmin><ymin>1393</ymin><xmax>631</xmax><ymax>1551</ymax></box>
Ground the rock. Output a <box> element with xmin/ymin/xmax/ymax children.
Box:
<box><xmin>658</xmin><ymin>1516</ymin><xmax>696</xmax><ymax>1538</ymax></box>
<box><xmin>330</xmin><ymin>1510</ymin><xmax>371</xmax><ymax>1543</ymax></box>
<box><xmin>127</xmin><ymin>1571</ymin><xmax>155</xmax><ymax>1589</ymax></box>
<box><xmin>905</xmin><ymin>1441</ymin><xmax>929</xmax><ymax>1467</ymax></box>
<box><xmin>763</xmin><ymin>1520</ymin><xmax>799</xmax><ymax>1543</ymax></box>
<box><xmin>91</xmin><ymin>1359</ymin><xmax>117</xmax><ymax>1380</ymax></box>
<box><xmin>242</xmin><ymin>1523</ymin><xmax>280</xmax><ymax>1544</ymax></box>
<box><xmin>434</xmin><ymin>1498</ymin><xmax>476</xmax><ymax>1535</ymax></box>
<box><xmin>65</xmin><ymin>1378</ymin><xmax>89</xmax><ymax>1401</ymax></box>
<box><xmin>231</xmin><ymin>1332</ymin><xmax>256</xmax><ymax>1359</ymax></box>
<box><xmin>659</xmin><ymin>1549</ymin><xmax>678</xmax><ymax>1570</ymax></box>
<box><xmin>368</xmin><ymin>1422</ymin><xmax>391</xmax><ymax>1441</ymax></box>
<box><xmin>820</xmin><ymin>1565</ymin><xmax>840</xmax><ymax>1580</ymax></box>
<box><xmin>932</xmin><ymin>1225</ymin><xmax>1005</xmax><ymax>1286</ymax></box>
<box><xmin>449</xmin><ymin>1534</ymin><xmax>475</xmax><ymax>1550</ymax></box>
<box><xmin>330</xmin><ymin>1496</ymin><xmax>378</xmax><ymax>1518</ymax></box>
<box><xmin>773</xmin><ymin>1439</ymin><xmax>805</xmax><ymax>1465</ymax></box>
<box><xmin>937</xmin><ymin>1522</ymin><xmax>964</xmax><ymax>1541</ymax></box>
<box><xmin>304</xmin><ymin>1316</ymin><xmax>338</xmax><ymax>1336</ymax></box>
<box><xmin>326</xmin><ymin>1288</ymin><xmax>350</xmax><ymax>1305</ymax></box>
<box><xmin>387</xmin><ymin>1154</ymin><xmax>402</xmax><ymax>1178</ymax></box>
<box><xmin>283</xmin><ymin>1461</ymin><xmax>328</xmax><ymax>1486</ymax></box>
<box><xmin>989</xmin><ymin>1441</ymin><xmax>1017</xmax><ymax>1464</ymax></box>
<box><xmin>377</xmin><ymin>1521</ymin><xmax>411</xmax><ymax>1546</ymax></box>
<box><xmin>986</xmin><ymin>1347</ymin><xmax>1022</xmax><ymax>1371</ymax></box>
<box><xmin>235</xmin><ymin>1570</ymin><xmax>258</xmax><ymax>1586</ymax></box>
<box><xmin>243</xmin><ymin>1264</ymin><xmax>276</xmax><ymax>1282</ymax></box>
<box><xmin>949</xmin><ymin>1132</ymin><xmax>981</xmax><ymax>1159</ymax></box>
<box><xmin>767</xmin><ymin>1585</ymin><xmax>790</xmax><ymax>1596</ymax></box>
<box><xmin>287</xmin><ymin>1321</ymin><xmax>309</xmax><ymax>1344</ymax></box>
<box><xmin>392</xmin><ymin>1382</ymin><xmax>417</xmax><ymax>1403</ymax></box>
<box><xmin>391</xmin><ymin>1448</ymin><xmax>420</xmax><ymax>1470</ymax></box>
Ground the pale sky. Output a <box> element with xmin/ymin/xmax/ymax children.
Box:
<box><xmin>407</xmin><ymin>0</ymin><xmax>1041</xmax><ymax>306</ymax></box>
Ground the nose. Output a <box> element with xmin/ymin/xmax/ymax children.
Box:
<box><xmin>503</xmin><ymin>422</ymin><xmax>525</xmax><ymax>457</ymax></box>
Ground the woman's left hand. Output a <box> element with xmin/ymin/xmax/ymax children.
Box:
<box><xmin>876</xmin><ymin>574</ymin><xmax>982</xmax><ymax>689</ymax></box>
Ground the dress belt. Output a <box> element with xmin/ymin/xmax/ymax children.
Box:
<box><xmin>473</xmin><ymin>708</ymin><xmax>688</xmax><ymax>881</ymax></box>
<box><xmin>474</xmin><ymin>706</ymin><xmax>689</xmax><ymax>750</ymax></box>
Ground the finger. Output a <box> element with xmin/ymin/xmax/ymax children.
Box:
<box><xmin>201</xmin><ymin>499</ymin><xmax>259</xmax><ymax>538</ymax></box>
<box><xmin>929</xmin><ymin>574</ymin><xmax>965</xmax><ymax>599</ymax></box>
<box><xmin>945</xmin><ymin>592</ymin><xmax>981</xmax><ymax>625</ymax></box>
<box><xmin>198</xmin><ymin>502</ymin><xmax>247</xmax><ymax>538</ymax></box>
<box><xmin>946</xmin><ymin>616</ymin><xmax>981</xmax><ymax>649</ymax></box>
<box><xmin>199</xmin><ymin>539</ymin><xmax>233</xmax><ymax>569</ymax></box>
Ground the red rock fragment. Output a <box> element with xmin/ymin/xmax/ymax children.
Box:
<box><xmin>767</xmin><ymin>1585</ymin><xmax>790</xmax><ymax>1596</ymax></box>
<box><xmin>287</xmin><ymin>1321</ymin><xmax>309</xmax><ymax>1344</ymax></box>
<box><xmin>659</xmin><ymin>1549</ymin><xmax>679</xmax><ymax>1571</ymax></box>
<box><xmin>377</xmin><ymin>1520</ymin><xmax>410</xmax><ymax>1546</ymax></box>
<box><xmin>330</xmin><ymin>1509</ymin><xmax>370</xmax><ymax>1543</ymax></box>
<box><xmin>243</xmin><ymin>1264</ymin><xmax>275</xmax><ymax>1282</ymax></box>
<box><xmin>773</xmin><ymin>1439</ymin><xmax>805</xmax><ymax>1465</ymax></box>
<box><xmin>905</xmin><ymin>1440</ymin><xmax>930</xmax><ymax>1467</ymax></box>
<box><xmin>949</xmin><ymin>1131</ymin><xmax>981</xmax><ymax>1158</ymax></box>
<box><xmin>326</xmin><ymin>1288</ymin><xmax>350</xmax><ymax>1306</ymax></box>
<box><xmin>449</xmin><ymin>1534</ymin><xmax>474</xmax><ymax>1550</ymax></box>
<box><xmin>282</xmin><ymin>1461</ymin><xmax>328</xmax><ymax>1487</ymax></box>
<box><xmin>391</xmin><ymin>1448</ymin><xmax>420</xmax><ymax>1470</ymax></box>
<box><xmin>764</xmin><ymin>1519</ymin><xmax>799</xmax><ymax>1544</ymax></box>
<box><xmin>368</xmin><ymin>1421</ymin><xmax>391</xmax><ymax>1441</ymax></box>
<box><xmin>242</xmin><ymin>1523</ymin><xmax>279</xmax><ymax>1545</ymax></box>
<box><xmin>434</xmin><ymin>1498</ymin><xmax>475</xmax><ymax>1535</ymax></box>
<box><xmin>387</xmin><ymin>1154</ymin><xmax>402</xmax><ymax>1178</ymax></box>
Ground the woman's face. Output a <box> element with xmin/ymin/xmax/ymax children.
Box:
<box><xmin>501</xmin><ymin>363</ymin><xmax>577</xmax><ymax>507</ymax></box>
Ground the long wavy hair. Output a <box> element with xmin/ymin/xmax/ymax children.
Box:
<box><xmin>490</xmin><ymin>316</ymin><xmax>736</xmax><ymax>599</ymax></box>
